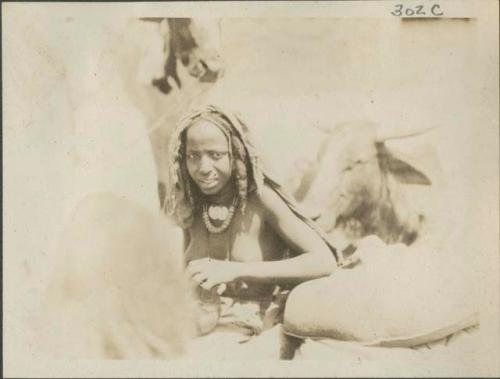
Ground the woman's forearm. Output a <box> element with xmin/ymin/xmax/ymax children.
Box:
<box><xmin>237</xmin><ymin>253</ymin><xmax>336</xmax><ymax>283</ymax></box>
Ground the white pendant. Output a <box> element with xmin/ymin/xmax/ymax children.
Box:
<box><xmin>208</xmin><ymin>205</ymin><xmax>229</xmax><ymax>221</ymax></box>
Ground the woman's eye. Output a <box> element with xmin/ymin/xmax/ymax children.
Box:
<box><xmin>211</xmin><ymin>152</ymin><xmax>225</xmax><ymax>160</ymax></box>
<box><xmin>186</xmin><ymin>153</ymin><xmax>199</xmax><ymax>161</ymax></box>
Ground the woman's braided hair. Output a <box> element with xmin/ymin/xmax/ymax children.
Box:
<box><xmin>164</xmin><ymin>105</ymin><xmax>264</xmax><ymax>228</ymax></box>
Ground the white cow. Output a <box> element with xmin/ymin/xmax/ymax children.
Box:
<box><xmin>4</xmin><ymin>14</ymin><xmax>223</xmax><ymax>359</ymax></box>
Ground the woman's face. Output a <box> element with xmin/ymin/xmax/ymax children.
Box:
<box><xmin>185</xmin><ymin>120</ymin><xmax>232</xmax><ymax>196</ymax></box>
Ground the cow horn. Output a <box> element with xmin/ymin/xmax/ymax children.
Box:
<box><xmin>376</xmin><ymin>124</ymin><xmax>440</xmax><ymax>142</ymax></box>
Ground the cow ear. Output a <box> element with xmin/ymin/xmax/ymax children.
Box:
<box><xmin>380</xmin><ymin>146</ymin><xmax>432</xmax><ymax>185</ymax></box>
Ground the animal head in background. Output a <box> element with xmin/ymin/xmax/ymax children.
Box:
<box><xmin>140</xmin><ymin>18</ymin><xmax>224</xmax><ymax>95</ymax></box>
<box><xmin>298</xmin><ymin>121</ymin><xmax>434</xmax><ymax>247</ymax></box>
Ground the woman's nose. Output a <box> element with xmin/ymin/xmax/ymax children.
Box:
<box><xmin>198</xmin><ymin>156</ymin><xmax>213</xmax><ymax>174</ymax></box>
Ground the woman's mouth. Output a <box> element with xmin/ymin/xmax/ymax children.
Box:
<box><xmin>197</xmin><ymin>178</ymin><xmax>218</xmax><ymax>189</ymax></box>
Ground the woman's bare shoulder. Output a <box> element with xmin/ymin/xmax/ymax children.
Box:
<box><xmin>253</xmin><ymin>183</ymin><xmax>291</xmax><ymax>224</ymax></box>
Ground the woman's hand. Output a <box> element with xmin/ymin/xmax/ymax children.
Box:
<box><xmin>187</xmin><ymin>258</ymin><xmax>242</xmax><ymax>291</ymax></box>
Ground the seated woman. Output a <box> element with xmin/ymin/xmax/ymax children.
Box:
<box><xmin>164</xmin><ymin>104</ymin><xmax>338</xmax><ymax>341</ymax></box>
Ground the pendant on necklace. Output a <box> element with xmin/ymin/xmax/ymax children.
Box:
<box><xmin>208</xmin><ymin>205</ymin><xmax>229</xmax><ymax>221</ymax></box>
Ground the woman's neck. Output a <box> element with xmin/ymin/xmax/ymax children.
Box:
<box><xmin>205</xmin><ymin>182</ymin><xmax>236</xmax><ymax>206</ymax></box>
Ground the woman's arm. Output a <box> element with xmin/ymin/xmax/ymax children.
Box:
<box><xmin>187</xmin><ymin>185</ymin><xmax>336</xmax><ymax>290</ymax></box>
<box><xmin>238</xmin><ymin>185</ymin><xmax>336</xmax><ymax>281</ymax></box>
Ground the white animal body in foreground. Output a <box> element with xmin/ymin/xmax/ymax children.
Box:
<box><xmin>37</xmin><ymin>193</ymin><xmax>194</xmax><ymax>359</ymax></box>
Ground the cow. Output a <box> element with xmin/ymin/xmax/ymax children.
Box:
<box><xmin>280</xmin><ymin>121</ymin><xmax>481</xmax><ymax>360</ymax></box>
<box><xmin>10</xmin><ymin>17</ymin><xmax>224</xmax><ymax>359</ymax></box>
<box><xmin>296</xmin><ymin>121</ymin><xmax>438</xmax><ymax>253</ymax></box>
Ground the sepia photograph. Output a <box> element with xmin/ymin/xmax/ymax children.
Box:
<box><xmin>2</xmin><ymin>1</ymin><xmax>499</xmax><ymax>377</ymax></box>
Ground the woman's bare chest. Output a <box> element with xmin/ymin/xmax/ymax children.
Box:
<box><xmin>185</xmin><ymin>204</ymin><xmax>286</xmax><ymax>263</ymax></box>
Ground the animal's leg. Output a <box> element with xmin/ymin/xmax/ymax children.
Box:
<box><xmin>279</xmin><ymin>328</ymin><xmax>305</xmax><ymax>360</ymax></box>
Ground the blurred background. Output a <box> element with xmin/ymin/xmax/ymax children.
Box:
<box><xmin>3</xmin><ymin>5</ymin><xmax>498</xmax><ymax>371</ymax></box>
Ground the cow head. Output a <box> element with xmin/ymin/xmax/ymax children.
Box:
<box><xmin>299</xmin><ymin>121</ymin><xmax>433</xmax><ymax>248</ymax></box>
<box><xmin>140</xmin><ymin>18</ymin><xmax>224</xmax><ymax>95</ymax></box>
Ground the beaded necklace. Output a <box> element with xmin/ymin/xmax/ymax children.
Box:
<box><xmin>202</xmin><ymin>197</ymin><xmax>238</xmax><ymax>234</ymax></box>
